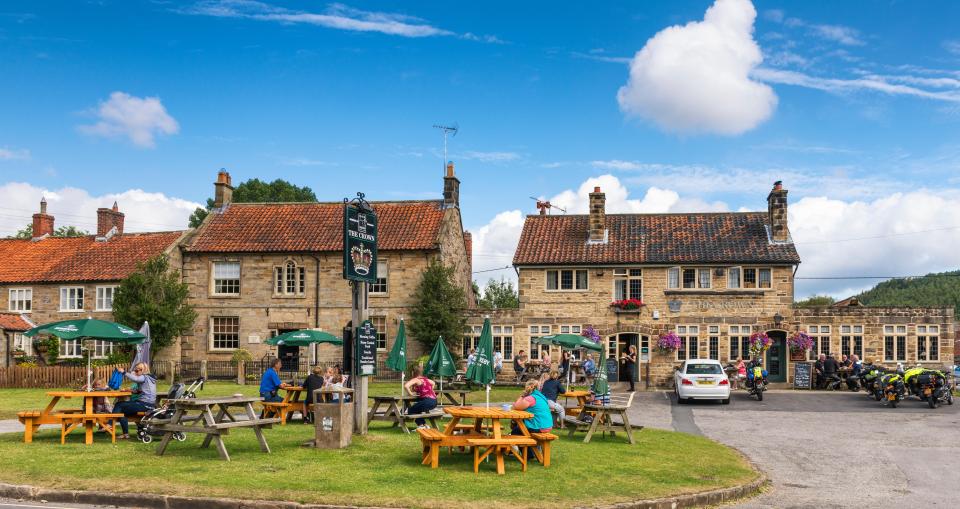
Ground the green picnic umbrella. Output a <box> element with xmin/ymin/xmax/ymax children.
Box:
<box><xmin>591</xmin><ymin>346</ymin><xmax>610</xmax><ymax>401</ymax></box>
<box><xmin>425</xmin><ymin>336</ymin><xmax>456</xmax><ymax>404</ymax></box>
<box><xmin>385</xmin><ymin>319</ymin><xmax>408</xmax><ymax>398</ymax></box>
<box><xmin>24</xmin><ymin>318</ymin><xmax>146</xmax><ymax>391</ymax></box>
<box><xmin>465</xmin><ymin>317</ymin><xmax>495</xmax><ymax>406</ymax></box>
<box><xmin>265</xmin><ymin>329</ymin><xmax>343</xmax><ymax>347</ymax></box>
<box><xmin>534</xmin><ymin>333</ymin><xmax>603</xmax><ymax>352</ymax></box>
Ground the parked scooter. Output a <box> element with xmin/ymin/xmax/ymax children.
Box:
<box><xmin>744</xmin><ymin>359</ymin><xmax>767</xmax><ymax>401</ymax></box>
<box><xmin>880</xmin><ymin>372</ymin><xmax>906</xmax><ymax>408</ymax></box>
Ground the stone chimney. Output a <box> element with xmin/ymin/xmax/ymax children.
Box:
<box><xmin>767</xmin><ymin>181</ymin><xmax>789</xmax><ymax>242</ymax></box>
<box><xmin>213</xmin><ymin>170</ymin><xmax>233</xmax><ymax>208</ymax></box>
<box><xmin>442</xmin><ymin>161</ymin><xmax>460</xmax><ymax>209</ymax></box>
<box><xmin>588</xmin><ymin>186</ymin><xmax>606</xmax><ymax>243</ymax></box>
<box><xmin>32</xmin><ymin>198</ymin><xmax>54</xmax><ymax>239</ymax></box>
<box><xmin>96</xmin><ymin>201</ymin><xmax>125</xmax><ymax>237</ymax></box>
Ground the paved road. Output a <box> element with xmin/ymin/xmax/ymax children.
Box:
<box><xmin>645</xmin><ymin>390</ymin><xmax>960</xmax><ymax>509</ymax></box>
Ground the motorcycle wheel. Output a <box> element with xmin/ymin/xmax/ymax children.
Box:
<box><xmin>757</xmin><ymin>390</ymin><xmax>763</xmax><ymax>401</ymax></box>
<box><xmin>890</xmin><ymin>398</ymin><xmax>898</xmax><ymax>408</ymax></box>
<box><xmin>874</xmin><ymin>391</ymin><xmax>882</xmax><ymax>401</ymax></box>
<box><xmin>947</xmin><ymin>392</ymin><xmax>954</xmax><ymax>405</ymax></box>
<box><xmin>928</xmin><ymin>395</ymin><xmax>938</xmax><ymax>409</ymax></box>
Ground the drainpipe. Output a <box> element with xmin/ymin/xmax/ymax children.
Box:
<box><xmin>310</xmin><ymin>254</ymin><xmax>322</xmax><ymax>364</ymax></box>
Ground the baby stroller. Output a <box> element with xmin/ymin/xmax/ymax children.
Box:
<box><xmin>137</xmin><ymin>377</ymin><xmax>205</xmax><ymax>444</ymax></box>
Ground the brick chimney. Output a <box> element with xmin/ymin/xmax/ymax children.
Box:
<box><xmin>588</xmin><ymin>186</ymin><xmax>606</xmax><ymax>243</ymax></box>
<box><xmin>442</xmin><ymin>161</ymin><xmax>460</xmax><ymax>209</ymax></box>
<box><xmin>767</xmin><ymin>181</ymin><xmax>789</xmax><ymax>242</ymax></box>
<box><xmin>96</xmin><ymin>201</ymin><xmax>125</xmax><ymax>237</ymax></box>
<box><xmin>32</xmin><ymin>198</ymin><xmax>54</xmax><ymax>239</ymax></box>
<box><xmin>213</xmin><ymin>170</ymin><xmax>233</xmax><ymax>208</ymax></box>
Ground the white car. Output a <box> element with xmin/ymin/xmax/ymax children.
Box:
<box><xmin>674</xmin><ymin>359</ymin><xmax>731</xmax><ymax>404</ymax></box>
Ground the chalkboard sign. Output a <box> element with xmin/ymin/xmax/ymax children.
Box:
<box><xmin>355</xmin><ymin>320</ymin><xmax>378</xmax><ymax>377</ymax></box>
<box><xmin>605</xmin><ymin>357</ymin><xmax>618</xmax><ymax>383</ymax></box>
<box><xmin>793</xmin><ymin>361</ymin><xmax>813</xmax><ymax>390</ymax></box>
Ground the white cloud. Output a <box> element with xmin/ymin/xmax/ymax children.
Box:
<box><xmin>0</xmin><ymin>147</ymin><xmax>30</xmax><ymax>160</ymax></box>
<box><xmin>791</xmin><ymin>190</ymin><xmax>960</xmax><ymax>298</ymax></box>
<box><xmin>808</xmin><ymin>24</ymin><xmax>863</xmax><ymax>46</ymax></box>
<box><xmin>945</xmin><ymin>40</ymin><xmax>960</xmax><ymax>56</ymax></box>
<box><xmin>753</xmin><ymin>68</ymin><xmax>960</xmax><ymax>103</ymax></box>
<box><xmin>458</xmin><ymin>151</ymin><xmax>521</xmax><ymax>163</ymax></box>
<box><xmin>617</xmin><ymin>0</ymin><xmax>777</xmax><ymax>135</ymax></box>
<box><xmin>0</xmin><ymin>182</ymin><xmax>200</xmax><ymax>236</ymax></box>
<box><xmin>182</xmin><ymin>1</ymin><xmax>503</xmax><ymax>41</ymax></box>
<box><xmin>78</xmin><ymin>92</ymin><xmax>180</xmax><ymax>148</ymax></box>
<box><xmin>590</xmin><ymin>160</ymin><xmax>642</xmax><ymax>171</ymax></box>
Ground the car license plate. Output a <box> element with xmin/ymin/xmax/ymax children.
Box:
<box><xmin>696</xmin><ymin>380</ymin><xmax>713</xmax><ymax>385</ymax></box>
<box><xmin>924</xmin><ymin>388</ymin><xmax>932</xmax><ymax>396</ymax></box>
<box><xmin>888</xmin><ymin>393</ymin><xmax>896</xmax><ymax>400</ymax></box>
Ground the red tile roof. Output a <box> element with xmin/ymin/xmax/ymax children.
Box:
<box><xmin>513</xmin><ymin>213</ymin><xmax>801</xmax><ymax>265</ymax></box>
<box><xmin>186</xmin><ymin>201</ymin><xmax>447</xmax><ymax>253</ymax></box>
<box><xmin>0</xmin><ymin>231</ymin><xmax>184</xmax><ymax>284</ymax></box>
<box><xmin>0</xmin><ymin>312</ymin><xmax>33</xmax><ymax>331</ymax></box>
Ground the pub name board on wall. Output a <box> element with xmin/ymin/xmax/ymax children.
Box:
<box><xmin>342</xmin><ymin>193</ymin><xmax>378</xmax><ymax>284</ymax></box>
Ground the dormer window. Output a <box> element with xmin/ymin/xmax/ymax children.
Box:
<box><xmin>274</xmin><ymin>261</ymin><xmax>306</xmax><ymax>296</ymax></box>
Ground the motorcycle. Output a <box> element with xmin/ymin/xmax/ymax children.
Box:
<box><xmin>880</xmin><ymin>372</ymin><xmax>906</xmax><ymax>408</ymax></box>
<box><xmin>745</xmin><ymin>363</ymin><xmax>767</xmax><ymax>401</ymax></box>
<box><xmin>902</xmin><ymin>367</ymin><xmax>927</xmax><ymax>400</ymax></box>
<box><xmin>860</xmin><ymin>365</ymin><xmax>887</xmax><ymax>401</ymax></box>
<box><xmin>914</xmin><ymin>369</ymin><xmax>953</xmax><ymax>408</ymax></box>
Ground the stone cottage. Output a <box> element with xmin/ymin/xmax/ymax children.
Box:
<box><xmin>173</xmin><ymin>167</ymin><xmax>473</xmax><ymax>366</ymax></box>
<box><xmin>470</xmin><ymin>182</ymin><xmax>955</xmax><ymax>387</ymax></box>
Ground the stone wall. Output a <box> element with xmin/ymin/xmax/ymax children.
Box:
<box><xmin>0</xmin><ymin>283</ymin><xmax>118</xmax><ymax>327</ymax></box>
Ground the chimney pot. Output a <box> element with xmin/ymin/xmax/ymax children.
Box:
<box><xmin>442</xmin><ymin>161</ymin><xmax>460</xmax><ymax>209</ymax></box>
<box><xmin>97</xmin><ymin>202</ymin><xmax>125</xmax><ymax>237</ymax></box>
<box><xmin>767</xmin><ymin>181</ymin><xmax>789</xmax><ymax>242</ymax></box>
<box><xmin>213</xmin><ymin>169</ymin><xmax>234</xmax><ymax>209</ymax></box>
<box><xmin>588</xmin><ymin>188</ymin><xmax>606</xmax><ymax>243</ymax></box>
<box><xmin>593</xmin><ymin>186</ymin><xmax>601</xmax><ymax>193</ymax></box>
<box><xmin>32</xmin><ymin>198</ymin><xmax>55</xmax><ymax>239</ymax></box>
<box><xmin>446</xmin><ymin>161</ymin><xmax>455</xmax><ymax>178</ymax></box>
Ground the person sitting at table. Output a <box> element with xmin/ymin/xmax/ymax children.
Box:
<box><xmin>322</xmin><ymin>366</ymin><xmax>337</xmax><ymax>385</ymax></box>
<box><xmin>80</xmin><ymin>378</ymin><xmax>111</xmax><ymax>414</ymax></box>
<box><xmin>583</xmin><ymin>354</ymin><xmax>596</xmax><ymax>378</ymax></box>
<box><xmin>840</xmin><ymin>354</ymin><xmax>851</xmax><ymax>368</ymax></box>
<box><xmin>539</xmin><ymin>370</ymin><xmax>566</xmax><ymax>426</ymax></box>
<box><xmin>822</xmin><ymin>354</ymin><xmax>841</xmax><ymax>389</ymax></box>
<box><xmin>301</xmin><ymin>366</ymin><xmax>326</xmax><ymax>423</ymax></box>
<box><xmin>814</xmin><ymin>354</ymin><xmax>826</xmax><ymax>389</ymax></box>
<box><xmin>404</xmin><ymin>365</ymin><xmax>438</xmax><ymax>429</ymax></box>
<box><xmin>493</xmin><ymin>349</ymin><xmax>503</xmax><ymax>382</ymax></box>
<box><xmin>112</xmin><ymin>363</ymin><xmax>156</xmax><ymax>440</ymax></box>
<box><xmin>514</xmin><ymin>350</ymin><xmax>528</xmax><ymax>380</ymax></box>
<box><xmin>327</xmin><ymin>374</ymin><xmax>346</xmax><ymax>402</ymax></box>
<box><xmin>466</xmin><ymin>348</ymin><xmax>477</xmax><ymax>368</ymax></box>
<box><xmin>541</xmin><ymin>350</ymin><xmax>552</xmax><ymax>373</ymax></box>
<box><xmin>260</xmin><ymin>357</ymin><xmax>290</xmax><ymax>403</ymax></box>
<box><xmin>511</xmin><ymin>379</ymin><xmax>553</xmax><ymax>435</ymax></box>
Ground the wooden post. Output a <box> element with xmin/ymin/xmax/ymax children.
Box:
<box><xmin>351</xmin><ymin>281</ymin><xmax>369</xmax><ymax>434</ymax></box>
<box><xmin>168</xmin><ymin>360</ymin><xmax>177</xmax><ymax>382</ymax></box>
<box><xmin>200</xmin><ymin>360</ymin><xmax>208</xmax><ymax>380</ymax></box>
<box><xmin>237</xmin><ymin>362</ymin><xmax>245</xmax><ymax>385</ymax></box>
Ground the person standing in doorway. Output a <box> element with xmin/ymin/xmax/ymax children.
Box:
<box><xmin>622</xmin><ymin>345</ymin><xmax>638</xmax><ymax>392</ymax></box>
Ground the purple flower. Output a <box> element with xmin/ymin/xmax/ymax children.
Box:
<box><xmin>787</xmin><ymin>331</ymin><xmax>813</xmax><ymax>351</ymax></box>
<box><xmin>656</xmin><ymin>332</ymin><xmax>682</xmax><ymax>351</ymax></box>
<box><xmin>581</xmin><ymin>326</ymin><xmax>601</xmax><ymax>344</ymax></box>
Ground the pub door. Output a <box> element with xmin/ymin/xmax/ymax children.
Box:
<box><xmin>765</xmin><ymin>330</ymin><xmax>787</xmax><ymax>383</ymax></box>
<box><xmin>617</xmin><ymin>333</ymin><xmax>639</xmax><ymax>382</ymax></box>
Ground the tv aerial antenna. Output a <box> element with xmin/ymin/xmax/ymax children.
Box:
<box><xmin>433</xmin><ymin>123</ymin><xmax>459</xmax><ymax>175</ymax></box>
<box><xmin>530</xmin><ymin>196</ymin><xmax>566</xmax><ymax>215</ymax></box>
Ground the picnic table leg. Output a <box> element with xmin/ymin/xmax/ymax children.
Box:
<box><xmin>156</xmin><ymin>409</ymin><xmax>184</xmax><ymax>457</ymax></box>
<box><xmin>442</xmin><ymin>415</ymin><xmax>460</xmax><ymax>435</ymax></box>
<box><xmin>84</xmin><ymin>420</ymin><xmax>94</xmax><ymax>445</ymax></box>
<box><xmin>620</xmin><ymin>410</ymin><xmax>636</xmax><ymax>445</ymax></box>
<box><xmin>584</xmin><ymin>409</ymin><xmax>602</xmax><ymax>444</ymax></box>
<box><xmin>495</xmin><ymin>447</ymin><xmax>505</xmax><ymax>475</ymax></box>
<box><xmin>202</xmin><ymin>407</ymin><xmax>230</xmax><ymax>461</ymax></box>
<box><xmin>243</xmin><ymin>403</ymin><xmax>271</xmax><ymax>453</ymax></box>
<box><xmin>202</xmin><ymin>406</ymin><xmax>228</xmax><ymax>448</ymax></box>
<box><xmin>394</xmin><ymin>402</ymin><xmax>412</xmax><ymax>433</ymax></box>
<box><xmin>23</xmin><ymin>418</ymin><xmax>33</xmax><ymax>444</ymax></box>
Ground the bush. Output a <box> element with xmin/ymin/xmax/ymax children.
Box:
<box><xmin>231</xmin><ymin>348</ymin><xmax>253</xmax><ymax>364</ymax></box>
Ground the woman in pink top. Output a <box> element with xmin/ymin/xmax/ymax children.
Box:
<box><xmin>734</xmin><ymin>358</ymin><xmax>747</xmax><ymax>389</ymax></box>
<box><xmin>404</xmin><ymin>365</ymin><xmax>438</xmax><ymax>428</ymax></box>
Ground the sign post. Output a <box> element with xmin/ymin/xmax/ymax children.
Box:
<box><xmin>343</xmin><ymin>193</ymin><xmax>378</xmax><ymax>434</ymax></box>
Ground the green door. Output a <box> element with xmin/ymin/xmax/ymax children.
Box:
<box><xmin>766</xmin><ymin>331</ymin><xmax>787</xmax><ymax>383</ymax></box>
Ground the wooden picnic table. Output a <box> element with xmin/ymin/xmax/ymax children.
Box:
<box><xmin>151</xmin><ymin>396</ymin><xmax>279</xmax><ymax>461</ymax></box>
<box><xmin>262</xmin><ymin>386</ymin><xmax>305</xmax><ymax>424</ymax></box>
<box><xmin>18</xmin><ymin>390</ymin><xmax>131</xmax><ymax>444</ymax></box>
<box><xmin>435</xmin><ymin>388</ymin><xmax>472</xmax><ymax>406</ymax></box>
<box><xmin>560</xmin><ymin>389</ymin><xmax>591</xmax><ymax>416</ymax></box>
<box><xmin>580</xmin><ymin>402</ymin><xmax>636</xmax><ymax>444</ymax></box>
<box><xmin>368</xmin><ymin>394</ymin><xmax>443</xmax><ymax>432</ymax></box>
<box><xmin>437</xmin><ymin>406</ymin><xmax>536</xmax><ymax>475</ymax></box>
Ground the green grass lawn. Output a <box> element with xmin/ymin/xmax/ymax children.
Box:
<box><xmin>0</xmin><ymin>381</ymin><xmax>536</xmax><ymax>420</ymax></box>
<box><xmin>0</xmin><ymin>417</ymin><xmax>756</xmax><ymax>509</ymax></box>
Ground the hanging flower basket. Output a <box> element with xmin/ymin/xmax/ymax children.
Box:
<box><xmin>656</xmin><ymin>332</ymin><xmax>681</xmax><ymax>353</ymax></box>
<box><xmin>581</xmin><ymin>326</ymin><xmax>601</xmax><ymax>344</ymax></box>
<box><xmin>787</xmin><ymin>331</ymin><xmax>813</xmax><ymax>353</ymax></box>
<box><xmin>748</xmin><ymin>332</ymin><xmax>772</xmax><ymax>357</ymax></box>
<box><xmin>610</xmin><ymin>299</ymin><xmax>644</xmax><ymax>312</ymax></box>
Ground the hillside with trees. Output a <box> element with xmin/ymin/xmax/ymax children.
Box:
<box><xmin>854</xmin><ymin>270</ymin><xmax>960</xmax><ymax>319</ymax></box>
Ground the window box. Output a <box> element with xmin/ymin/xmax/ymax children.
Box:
<box><xmin>610</xmin><ymin>299</ymin><xmax>644</xmax><ymax>313</ymax></box>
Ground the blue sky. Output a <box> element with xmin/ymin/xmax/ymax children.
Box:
<box><xmin>1</xmin><ymin>0</ymin><xmax>959</xmax><ymax>298</ymax></box>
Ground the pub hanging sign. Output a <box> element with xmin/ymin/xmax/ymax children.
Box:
<box><xmin>342</xmin><ymin>193</ymin><xmax>378</xmax><ymax>284</ymax></box>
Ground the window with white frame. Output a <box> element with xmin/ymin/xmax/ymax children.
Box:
<box><xmin>669</xmin><ymin>267</ymin><xmax>711</xmax><ymax>289</ymax></box>
<box><xmin>93</xmin><ymin>340</ymin><xmax>114</xmax><ymax>359</ymax></box>
<box><xmin>729</xmin><ymin>267</ymin><xmax>773</xmax><ymax>289</ymax></box>
<box><xmin>464</xmin><ymin>325</ymin><xmax>482</xmax><ymax>358</ymax></box>
<box><xmin>8</xmin><ymin>288</ymin><xmax>31</xmax><ymax>312</ymax></box>
<box><xmin>613</xmin><ymin>268</ymin><xmax>642</xmax><ymax>300</ymax></box>
<box><xmin>840</xmin><ymin>325</ymin><xmax>864</xmax><ymax>359</ymax></box>
<box><xmin>668</xmin><ymin>267</ymin><xmax>680</xmax><ymax>289</ymax></box>
<box><xmin>273</xmin><ymin>261</ymin><xmax>306</xmax><ymax>296</ymax></box>
<box><xmin>883</xmin><ymin>325</ymin><xmax>906</xmax><ymax>362</ymax></box>
<box><xmin>493</xmin><ymin>325</ymin><xmax>514</xmax><ymax>360</ymax></box>
<box><xmin>728</xmin><ymin>325</ymin><xmax>751</xmax><ymax>361</ymax></box>
<box><xmin>727</xmin><ymin>267</ymin><xmax>741</xmax><ymax>289</ymax></box>
<box><xmin>369</xmin><ymin>261</ymin><xmax>388</xmax><ymax>295</ymax></box>
<box><xmin>211</xmin><ymin>316</ymin><xmax>240</xmax><ymax>350</ymax></box>
<box><xmin>13</xmin><ymin>333</ymin><xmax>32</xmax><ymax>356</ymax></box>
<box><xmin>371</xmin><ymin>315</ymin><xmax>387</xmax><ymax>350</ymax></box>
<box><xmin>59</xmin><ymin>339</ymin><xmax>82</xmax><ymax>358</ymax></box>
<box><xmin>676</xmin><ymin>325</ymin><xmax>699</xmax><ymax>361</ymax></box>
<box><xmin>95</xmin><ymin>286</ymin><xmax>117</xmax><ymax>311</ymax></box>
<box><xmin>708</xmin><ymin>325</ymin><xmax>720</xmax><ymax>360</ymax></box>
<box><xmin>528</xmin><ymin>325</ymin><xmax>550</xmax><ymax>360</ymax></box>
<box><xmin>59</xmin><ymin>287</ymin><xmax>84</xmax><ymax>311</ymax></box>
<box><xmin>545</xmin><ymin>269</ymin><xmax>588</xmax><ymax>291</ymax></box>
<box><xmin>916</xmin><ymin>325</ymin><xmax>939</xmax><ymax>361</ymax></box>
<box><xmin>808</xmin><ymin>325</ymin><xmax>831</xmax><ymax>360</ymax></box>
<box><xmin>212</xmin><ymin>261</ymin><xmax>241</xmax><ymax>295</ymax></box>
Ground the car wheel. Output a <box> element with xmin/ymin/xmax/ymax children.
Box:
<box><xmin>675</xmin><ymin>390</ymin><xmax>685</xmax><ymax>404</ymax></box>
<box><xmin>722</xmin><ymin>397</ymin><xmax>730</xmax><ymax>405</ymax></box>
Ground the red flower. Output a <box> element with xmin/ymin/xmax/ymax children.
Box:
<box><xmin>610</xmin><ymin>298</ymin><xmax>645</xmax><ymax>310</ymax></box>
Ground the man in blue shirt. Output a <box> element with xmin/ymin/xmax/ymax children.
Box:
<box><xmin>259</xmin><ymin>358</ymin><xmax>289</xmax><ymax>402</ymax></box>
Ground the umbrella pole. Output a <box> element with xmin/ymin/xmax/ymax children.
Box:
<box><xmin>485</xmin><ymin>384</ymin><xmax>490</xmax><ymax>408</ymax></box>
<box><xmin>87</xmin><ymin>349</ymin><xmax>92</xmax><ymax>392</ymax></box>
<box><xmin>439</xmin><ymin>377</ymin><xmax>444</xmax><ymax>407</ymax></box>
<box><xmin>400</xmin><ymin>372</ymin><xmax>405</xmax><ymax>400</ymax></box>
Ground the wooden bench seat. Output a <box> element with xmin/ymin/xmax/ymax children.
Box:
<box><xmin>417</xmin><ymin>427</ymin><xmax>446</xmax><ymax>468</ymax></box>
<box><xmin>261</xmin><ymin>401</ymin><xmax>304</xmax><ymax>425</ymax></box>
<box><xmin>397</xmin><ymin>410</ymin><xmax>444</xmax><ymax>432</ymax></box>
<box><xmin>466</xmin><ymin>437</ymin><xmax>537</xmax><ymax>474</ymax></box>
<box><xmin>529</xmin><ymin>432</ymin><xmax>558</xmax><ymax>467</ymax></box>
<box><xmin>57</xmin><ymin>413</ymin><xmax>124</xmax><ymax>444</ymax></box>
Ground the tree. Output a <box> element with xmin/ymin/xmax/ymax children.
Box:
<box><xmin>478</xmin><ymin>278</ymin><xmax>519</xmax><ymax>309</ymax></box>
<box><xmin>856</xmin><ymin>270</ymin><xmax>960</xmax><ymax>319</ymax></box>
<box><xmin>12</xmin><ymin>224</ymin><xmax>89</xmax><ymax>239</ymax></box>
<box><xmin>409</xmin><ymin>259</ymin><xmax>468</xmax><ymax>353</ymax></box>
<box><xmin>112</xmin><ymin>255</ymin><xmax>197</xmax><ymax>352</ymax></box>
<box><xmin>188</xmin><ymin>178</ymin><xmax>318</xmax><ymax>227</ymax></box>
<box><xmin>794</xmin><ymin>295</ymin><xmax>836</xmax><ymax>307</ymax></box>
